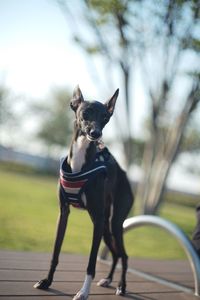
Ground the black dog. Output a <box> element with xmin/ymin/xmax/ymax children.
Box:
<box><xmin>34</xmin><ymin>86</ymin><xmax>134</xmax><ymax>299</ymax></box>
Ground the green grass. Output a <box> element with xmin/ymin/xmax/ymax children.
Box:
<box><xmin>0</xmin><ymin>169</ymin><xmax>196</xmax><ymax>259</ymax></box>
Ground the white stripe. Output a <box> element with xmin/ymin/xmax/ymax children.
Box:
<box><xmin>62</xmin><ymin>165</ymin><xmax>106</xmax><ymax>179</ymax></box>
<box><xmin>63</xmin><ymin>186</ymin><xmax>80</xmax><ymax>194</ymax></box>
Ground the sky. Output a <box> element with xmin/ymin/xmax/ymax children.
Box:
<box><xmin>0</xmin><ymin>0</ymin><xmax>94</xmax><ymax>97</ymax></box>
<box><xmin>0</xmin><ymin>0</ymin><xmax>199</xmax><ymax>194</ymax></box>
<box><xmin>0</xmin><ymin>0</ymin><xmax>147</xmax><ymax>138</ymax></box>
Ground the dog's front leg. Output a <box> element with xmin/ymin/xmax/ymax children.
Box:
<box><xmin>34</xmin><ymin>203</ymin><xmax>70</xmax><ymax>289</ymax></box>
<box><xmin>73</xmin><ymin>215</ymin><xmax>104</xmax><ymax>300</ymax></box>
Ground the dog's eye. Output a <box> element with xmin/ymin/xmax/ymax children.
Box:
<box><xmin>82</xmin><ymin>109</ymin><xmax>92</xmax><ymax>120</ymax></box>
<box><xmin>103</xmin><ymin>116</ymin><xmax>109</xmax><ymax>123</ymax></box>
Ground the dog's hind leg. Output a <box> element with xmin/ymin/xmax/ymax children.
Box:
<box><xmin>97</xmin><ymin>227</ymin><xmax>118</xmax><ymax>288</ymax></box>
<box><xmin>111</xmin><ymin>171</ymin><xmax>133</xmax><ymax>296</ymax></box>
<box><xmin>112</xmin><ymin>221</ymin><xmax>128</xmax><ymax>296</ymax></box>
<box><xmin>97</xmin><ymin>203</ymin><xmax>118</xmax><ymax>288</ymax></box>
<box><xmin>112</xmin><ymin>195</ymin><xmax>133</xmax><ymax>295</ymax></box>
<box><xmin>34</xmin><ymin>202</ymin><xmax>70</xmax><ymax>289</ymax></box>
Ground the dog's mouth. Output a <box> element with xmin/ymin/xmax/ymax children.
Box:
<box><xmin>86</xmin><ymin>134</ymin><xmax>102</xmax><ymax>142</ymax></box>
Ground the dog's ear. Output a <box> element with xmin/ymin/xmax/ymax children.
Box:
<box><xmin>105</xmin><ymin>89</ymin><xmax>119</xmax><ymax>115</ymax></box>
<box><xmin>70</xmin><ymin>85</ymin><xmax>84</xmax><ymax>112</ymax></box>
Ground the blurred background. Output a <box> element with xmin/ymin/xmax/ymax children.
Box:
<box><xmin>0</xmin><ymin>0</ymin><xmax>200</xmax><ymax>260</ymax></box>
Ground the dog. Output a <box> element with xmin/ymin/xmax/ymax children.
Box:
<box><xmin>34</xmin><ymin>86</ymin><xmax>134</xmax><ymax>299</ymax></box>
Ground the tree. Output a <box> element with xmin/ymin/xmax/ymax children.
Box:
<box><xmin>57</xmin><ymin>0</ymin><xmax>135</xmax><ymax>163</ymax></box>
<box><xmin>0</xmin><ymin>85</ymin><xmax>20</xmax><ymax>146</ymax></box>
<box><xmin>0</xmin><ymin>85</ymin><xmax>13</xmax><ymax>126</ymax></box>
<box><xmin>57</xmin><ymin>0</ymin><xmax>200</xmax><ymax>214</ymax></box>
<box><xmin>36</xmin><ymin>88</ymin><xmax>73</xmax><ymax>150</ymax></box>
<box><xmin>134</xmin><ymin>1</ymin><xmax>200</xmax><ymax>214</ymax></box>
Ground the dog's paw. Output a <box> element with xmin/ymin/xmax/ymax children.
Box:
<box><xmin>116</xmin><ymin>286</ymin><xmax>126</xmax><ymax>296</ymax></box>
<box><xmin>33</xmin><ymin>278</ymin><xmax>51</xmax><ymax>290</ymax></box>
<box><xmin>97</xmin><ymin>278</ymin><xmax>112</xmax><ymax>287</ymax></box>
<box><xmin>73</xmin><ymin>290</ymin><xmax>88</xmax><ymax>300</ymax></box>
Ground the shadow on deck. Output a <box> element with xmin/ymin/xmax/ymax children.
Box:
<box><xmin>0</xmin><ymin>250</ymin><xmax>197</xmax><ymax>299</ymax></box>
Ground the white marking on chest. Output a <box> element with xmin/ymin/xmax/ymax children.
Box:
<box><xmin>70</xmin><ymin>136</ymin><xmax>90</xmax><ymax>173</ymax></box>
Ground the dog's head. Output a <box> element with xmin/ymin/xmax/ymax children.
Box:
<box><xmin>70</xmin><ymin>86</ymin><xmax>119</xmax><ymax>142</ymax></box>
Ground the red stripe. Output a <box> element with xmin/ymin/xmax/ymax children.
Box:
<box><xmin>72</xmin><ymin>203</ymin><xmax>82</xmax><ymax>209</ymax></box>
<box><xmin>60</xmin><ymin>178</ymin><xmax>87</xmax><ymax>188</ymax></box>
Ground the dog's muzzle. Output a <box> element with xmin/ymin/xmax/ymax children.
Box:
<box><xmin>87</xmin><ymin>129</ymin><xmax>102</xmax><ymax>142</ymax></box>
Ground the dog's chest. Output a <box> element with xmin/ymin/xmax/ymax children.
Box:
<box><xmin>69</xmin><ymin>136</ymin><xmax>92</xmax><ymax>207</ymax></box>
<box><xmin>70</xmin><ymin>136</ymin><xmax>90</xmax><ymax>173</ymax></box>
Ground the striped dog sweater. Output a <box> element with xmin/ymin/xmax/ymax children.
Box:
<box><xmin>59</xmin><ymin>148</ymin><xmax>109</xmax><ymax>209</ymax></box>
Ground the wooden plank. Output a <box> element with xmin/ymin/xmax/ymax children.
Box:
<box><xmin>0</xmin><ymin>251</ymin><xmax>197</xmax><ymax>300</ymax></box>
<box><xmin>0</xmin><ymin>279</ymin><xmax>197</xmax><ymax>298</ymax></box>
<box><xmin>128</xmin><ymin>257</ymin><xmax>194</xmax><ymax>289</ymax></box>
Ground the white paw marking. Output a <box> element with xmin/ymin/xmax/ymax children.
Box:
<box><xmin>97</xmin><ymin>278</ymin><xmax>111</xmax><ymax>287</ymax></box>
<box><xmin>73</xmin><ymin>290</ymin><xmax>88</xmax><ymax>300</ymax></box>
<box><xmin>116</xmin><ymin>286</ymin><xmax>124</xmax><ymax>296</ymax></box>
<box><xmin>73</xmin><ymin>274</ymin><xmax>92</xmax><ymax>300</ymax></box>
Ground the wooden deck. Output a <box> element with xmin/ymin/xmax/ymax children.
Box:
<box><xmin>0</xmin><ymin>250</ymin><xmax>198</xmax><ymax>299</ymax></box>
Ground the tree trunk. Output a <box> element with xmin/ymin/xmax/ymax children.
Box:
<box><xmin>138</xmin><ymin>83</ymin><xmax>200</xmax><ymax>215</ymax></box>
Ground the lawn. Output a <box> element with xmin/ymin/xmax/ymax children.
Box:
<box><xmin>0</xmin><ymin>169</ymin><xmax>197</xmax><ymax>259</ymax></box>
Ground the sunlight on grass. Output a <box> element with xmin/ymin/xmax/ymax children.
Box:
<box><xmin>125</xmin><ymin>226</ymin><xmax>187</xmax><ymax>259</ymax></box>
<box><xmin>0</xmin><ymin>170</ymin><xmax>197</xmax><ymax>259</ymax></box>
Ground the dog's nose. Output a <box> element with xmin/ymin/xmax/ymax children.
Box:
<box><xmin>90</xmin><ymin>129</ymin><xmax>101</xmax><ymax>139</ymax></box>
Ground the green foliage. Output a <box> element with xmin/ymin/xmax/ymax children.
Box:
<box><xmin>88</xmin><ymin>0</ymin><xmax>127</xmax><ymax>16</ymax></box>
<box><xmin>36</xmin><ymin>88</ymin><xmax>73</xmax><ymax>147</ymax></box>
<box><xmin>125</xmin><ymin>137</ymin><xmax>145</xmax><ymax>164</ymax></box>
<box><xmin>181</xmin><ymin>128</ymin><xmax>200</xmax><ymax>153</ymax></box>
<box><xmin>0</xmin><ymin>86</ymin><xmax>15</xmax><ymax>126</ymax></box>
<box><xmin>0</xmin><ymin>169</ymin><xmax>196</xmax><ymax>259</ymax></box>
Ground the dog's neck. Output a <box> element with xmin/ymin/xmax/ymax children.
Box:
<box><xmin>67</xmin><ymin>126</ymin><xmax>97</xmax><ymax>173</ymax></box>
